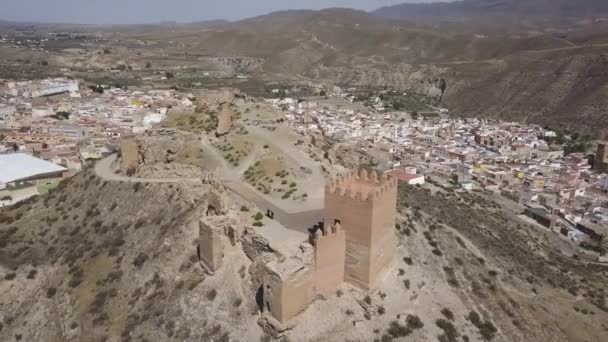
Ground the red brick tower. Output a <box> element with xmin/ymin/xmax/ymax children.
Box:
<box><xmin>324</xmin><ymin>169</ymin><xmax>398</xmax><ymax>289</ymax></box>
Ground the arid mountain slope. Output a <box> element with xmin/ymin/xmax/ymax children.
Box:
<box><xmin>147</xmin><ymin>9</ymin><xmax>608</xmax><ymax>135</ymax></box>
<box><xmin>373</xmin><ymin>0</ymin><xmax>608</xmax><ymax>31</ymax></box>
<box><xmin>443</xmin><ymin>48</ymin><xmax>608</xmax><ymax>136</ymax></box>
<box><xmin>0</xmin><ymin>173</ymin><xmax>264</xmax><ymax>341</ymax></box>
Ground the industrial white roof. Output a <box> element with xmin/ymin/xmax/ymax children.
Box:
<box><xmin>0</xmin><ymin>153</ymin><xmax>66</xmax><ymax>184</ymax></box>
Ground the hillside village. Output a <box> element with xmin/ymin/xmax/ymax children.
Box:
<box><xmin>278</xmin><ymin>93</ymin><xmax>608</xmax><ymax>262</ymax></box>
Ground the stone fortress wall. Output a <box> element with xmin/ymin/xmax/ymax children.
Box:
<box><xmin>311</xmin><ymin>221</ymin><xmax>346</xmax><ymax>296</ymax></box>
<box><xmin>196</xmin><ymin>168</ymin><xmax>398</xmax><ymax>324</ymax></box>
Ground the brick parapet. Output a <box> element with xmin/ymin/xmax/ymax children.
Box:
<box><xmin>325</xmin><ymin>169</ymin><xmax>398</xmax><ymax>204</ymax></box>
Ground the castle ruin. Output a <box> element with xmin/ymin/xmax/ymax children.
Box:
<box><xmin>198</xmin><ymin>168</ymin><xmax>398</xmax><ymax>325</ymax></box>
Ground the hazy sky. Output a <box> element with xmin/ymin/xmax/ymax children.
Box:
<box><xmin>1</xmin><ymin>0</ymin><xmax>444</xmax><ymax>24</ymax></box>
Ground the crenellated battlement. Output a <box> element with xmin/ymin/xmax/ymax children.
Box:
<box><xmin>313</xmin><ymin>222</ymin><xmax>343</xmax><ymax>239</ymax></box>
<box><xmin>325</xmin><ymin>168</ymin><xmax>398</xmax><ymax>203</ymax></box>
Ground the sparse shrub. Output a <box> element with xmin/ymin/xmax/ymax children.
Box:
<box><xmin>468</xmin><ymin>310</ymin><xmax>482</xmax><ymax>327</ymax></box>
<box><xmin>378</xmin><ymin>306</ymin><xmax>386</xmax><ymax>315</ymax></box>
<box><xmin>206</xmin><ymin>289</ymin><xmax>217</xmax><ymax>301</ymax></box>
<box><xmin>387</xmin><ymin>321</ymin><xmax>411</xmax><ymax>338</ymax></box>
<box><xmin>68</xmin><ymin>276</ymin><xmax>83</xmax><ymax>288</ymax></box>
<box><xmin>441</xmin><ymin>307</ymin><xmax>455</xmax><ymax>321</ymax></box>
<box><xmin>27</xmin><ymin>269</ymin><xmax>37</xmax><ymax>279</ymax></box>
<box><xmin>443</xmin><ymin>267</ymin><xmax>460</xmax><ymax>287</ymax></box>
<box><xmin>240</xmin><ymin>205</ymin><xmax>249</xmax><ymax>212</ymax></box>
<box><xmin>4</xmin><ymin>273</ymin><xmax>16</xmax><ymax>280</ymax></box>
<box><xmin>406</xmin><ymin>314</ymin><xmax>424</xmax><ymax>330</ymax></box>
<box><xmin>252</xmin><ymin>221</ymin><xmax>264</xmax><ymax>227</ymax></box>
<box><xmin>233</xmin><ymin>298</ymin><xmax>243</xmax><ymax>307</ymax></box>
<box><xmin>253</xmin><ymin>212</ymin><xmax>264</xmax><ymax>221</ymax></box>
<box><xmin>46</xmin><ymin>287</ymin><xmax>57</xmax><ymax>298</ymax></box>
<box><xmin>478</xmin><ymin>321</ymin><xmax>497</xmax><ymax>340</ymax></box>
<box><xmin>364</xmin><ymin>295</ymin><xmax>372</xmax><ymax>305</ymax></box>
<box><xmin>133</xmin><ymin>218</ymin><xmax>145</xmax><ymax>229</ymax></box>
<box><xmin>436</xmin><ymin>319</ymin><xmax>459</xmax><ymax>342</ymax></box>
<box><xmin>403</xmin><ymin>257</ymin><xmax>413</xmax><ymax>265</ymax></box>
<box><xmin>403</xmin><ymin>279</ymin><xmax>411</xmax><ymax>289</ymax></box>
<box><xmin>345</xmin><ymin>309</ymin><xmax>354</xmax><ymax>316</ymax></box>
<box><xmin>132</xmin><ymin>253</ymin><xmax>148</xmax><ymax>269</ymax></box>
<box><xmin>432</xmin><ymin>248</ymin><xmax>443</xmax><ymax>256</ymax></box>
<box><xmin>336</xmin><ymin>289</ymin><xmax>343</xmax><ymax>297</ymax></box>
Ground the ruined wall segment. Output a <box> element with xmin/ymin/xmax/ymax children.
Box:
<box><xmin>323</xmin><ymin>169</ymin><xmax>397</xmax><ymax>289</ymax></box>
<box><xmin>312</xmin><ymin>222</ymin><xmax>346</xmax><ymax>296</ymax></box>
<box><xmin>595</xmin><ymin>142</ymin><xmax>608</xmax><ymax>172</ymax></box>
<box><xmin>119</xmin><ymin>138</ymin><xmax>139</xmax><ymax>171</ymax></box>
<box><xmin>199</xmin><ymin>216</ymin><xmax>231</xmax><ymax>272</ymax></box>
<box><xmin>264</xmin><ymin>245</ymin><xmax>315</xmax><ymax>323</ymax></box>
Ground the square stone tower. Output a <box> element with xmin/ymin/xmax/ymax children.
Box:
<box><xmin>324</xmin><ymin>169</ymin><xmax>398</xmax><ymax>289</ymax></box>
<box><xmin>311</xmin><ymin>221</ymin><xmax>346</xmax><ymax>296</ymax></box>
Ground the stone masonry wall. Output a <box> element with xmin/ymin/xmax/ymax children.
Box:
<box><xmin>312</xmin><ymin>223</ymin><xmax>346</xmax><ymax>296</ymax></box>
<box><xmin>199</xmin><ymin>217</ymin><xmax>229</xmax><ymax>272</ymax></box>
<box><xmin>369</xmin><ymin>183</ymin><xmax>398</xmax><ymax>288</ymax></box>
<box><xmin>323</xmin><ymin>169</ymin><xmax>397</xmax><ymax>289</ymax></box>
<box><xmin>120</xmin><ymin>138</ymin><xmax>139</xmax><ymax>171</ymax></box>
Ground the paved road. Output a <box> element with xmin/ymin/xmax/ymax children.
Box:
<box><xmin>94</xmin><ymin>154</ymin><xmax>202</xmax><ymax>183</ymax></box>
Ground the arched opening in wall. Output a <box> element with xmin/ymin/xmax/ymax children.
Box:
<box><xmin>207</xmin><ymin>205</ymin><xmax>217</xmax><ymax>216</ymax></box>
<box><xmin>256</xmin><ymin>285</ymin><xmax>264</xmax><ymax>313</ymax></box>
<box><xmin>334</xmin><ymin>219</ymin><xmax>341</xmax><ymax>225</ymax></box>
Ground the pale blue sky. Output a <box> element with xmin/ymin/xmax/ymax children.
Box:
<box><xmin>0</xmin><ymin>0</ymin><xmax>444</xmax><ymax>24</ymax></box>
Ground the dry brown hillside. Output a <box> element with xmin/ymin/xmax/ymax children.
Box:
<box><xmin>0</xmin><ymin>172</ymin><xmax>265</xmax><ymax>341</ymax></box>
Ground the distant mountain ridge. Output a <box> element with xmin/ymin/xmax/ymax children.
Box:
<box><xmin>373</xmin><ymin>0</ymin><xmax>608</xmax><ymax>29</ymax></box>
